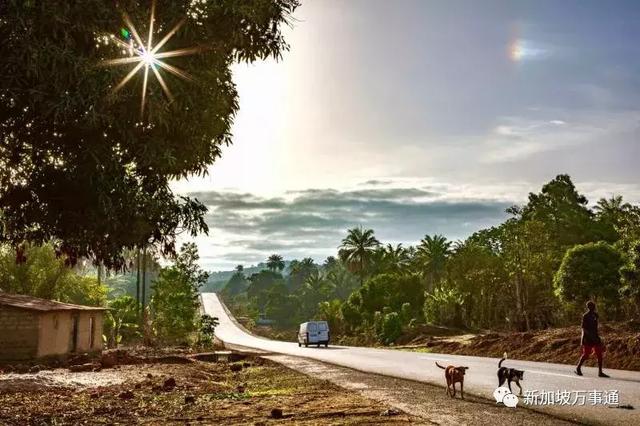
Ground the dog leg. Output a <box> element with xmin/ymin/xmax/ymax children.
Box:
<box><xmin>451</xmin><ymin>382</ymin><xmax>456</xmax><ymax>398</ymax></box>
<box><xmin>498</xmin><ymin>376</ymin><xmax>505</xmax><ymax>387</ymax></box>
<box><xmin>461</xmin><ymin>381</ymin><xmax>464</xmax><ymax>399</ymax></box>
<box><xmin>516</xmin><ymin>381</ymin><xmax>523</xmax><ymax>395</ymax></box>
<box><xmin>508</xmin><ymin>380</ymin><xmax>513</xmax><ymax>393</ymax></box>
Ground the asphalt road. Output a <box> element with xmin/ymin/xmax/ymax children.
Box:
<box><xmin>202</xmin><ymin>293</ymin><xmax>639</xmax><ymax>425</ymax></box>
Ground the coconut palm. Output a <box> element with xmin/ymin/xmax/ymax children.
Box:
<box><xmin>594</xmin><ymin>195</ymin><xmax>633</xmax><ymax>230</ymax></box>
<box><xmin>288</xmin><ymin>257</ymin><xmax>318</xmax><ymax>289</ymax></box>
<box><xmin>317</xmin><ymin>299</ymin><xmax>343</xmax><ymax>333</ymax></box>
<box><xmin>416</xmin><ymin>234</ymin><xmax>451</xmax><ymax>291</ymax></box>
<box><xmin>266</xmin><ymin>254</ymin><xmax>285</xmax><ymax>272</ymax></box>
<box><xmin>382</xmin><ymin>243</ymin><xmax>410</xmax><ymax>273</ymax></box>
<box><xmin>338</xmin><ymin>227</ymin><xmax>380</xmax><ymax>286</ymax></box>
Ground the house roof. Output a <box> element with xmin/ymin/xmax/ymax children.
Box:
<box><xmin>0</xmin><ymin>292</ymin><xmax>106</xmax><ymax>312</ymax></box>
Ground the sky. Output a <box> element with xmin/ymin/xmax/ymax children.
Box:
<box><xmin>173</xmin><ymin>0</ymin><xmax>640</xmax><ymax>271</ymax></box>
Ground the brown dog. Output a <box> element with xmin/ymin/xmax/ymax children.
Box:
<box><xmin>436</xmin><ymin>362</ymin><xmax>469</xmax><ymax>398</ymax></box>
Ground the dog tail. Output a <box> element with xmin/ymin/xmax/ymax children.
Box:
<box><xmin>498</xmin><ymin>352</ymin><xmax>508</xmax><ymax>368</ymax></box>
<box><xmin>435</xmin><ymin>362</ymin><xmax>446</xmax><ymax>370</ymax></box>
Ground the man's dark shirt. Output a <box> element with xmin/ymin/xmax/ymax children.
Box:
<box><xmin>581</xmin><ymin>310</ymin><xmax>601</xmax><ymax>346</ymax></box>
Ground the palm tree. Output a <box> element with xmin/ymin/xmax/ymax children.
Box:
<box><xmin>594</xmin><ymin>195</ymin><xmax>627</xmax><ymax>214</ymax></box>
<box><xmin>317</xmin><ymin>299</ymin><xmax>343</xmax><ymax>333</ymax></box>
<box><xmin>382</xmin><ymin>243</ymin><xmax>410</xmax><ymax>273</ymax></box>
<box><xmin>326</xmin><ymin>264</ymin><xmax>359</xmax><ymax>299</ymax></box>
<box><xmin>338</xmin><ymin>227</ymin><xmax>380</xmax><ymax>286</ymax></box>
<box><xmin>288</xmin><ymin>257</ymin><xmax>318</xmax><ymax>289</ymax></box>
<box><xmin>323</xmin><ymin>256</ymin><xmax>338</xmax><ymax>269</ymax></box>
<box><xmin>594</xmin><ymin>195</ymin><xmax>632</xmax><ymax>230</ymax></box>
<box><xmin>266</xmin><ymin>254</ymin><xmax>285</xmax><ymax>272</ymax></box>
<box><xmin>416</xmin><ymin>234</ymin><xmax>451</xmax><ymax>291</ymax></box>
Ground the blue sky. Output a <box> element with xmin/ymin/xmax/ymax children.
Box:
<box><xmin>174</xmin><ymin>0</ymin><xmax>640</xmax><ymax>270</ymax></box>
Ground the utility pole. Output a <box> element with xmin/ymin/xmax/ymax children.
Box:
<box><xmin>141</xmin><ymin>246</ymin><xmax>147</xmax><ymax>310</ymax></box>
<box><xmin>136</xmin><ymin>248</ymin><xmax>141</xmax><ymax>313</ymax></box>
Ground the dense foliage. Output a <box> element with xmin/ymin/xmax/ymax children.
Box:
<box><xmin>223</xmin><ymin>175</ymin><xmax>640</xmax><ymax>345</ymax></box>
<box><xmin>0</xmin><ymin>0</ymin><xmax>299</xmax><ymax>268</ymax></box>
<box><xmin>0</xmin><ymin>243</ymin><xmax>106</xmax><ymax>306</ymax></box>
<box><xmin>104</xmin><ymin>295</ymin><xmax>140</xmax><ymax>348</ymax></box>
<box><xmin>150</xmin><ymin>242</ymin><xmax>208</xmax><ymax>343</ymax></box>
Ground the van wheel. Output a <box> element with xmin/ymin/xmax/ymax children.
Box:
<box><xmin>325</xmin><ymin>342</ymin><xmax>328</xmax><ymax>348</ymax></box>
<box><xmin>304</xmin><ymin>341</ymin><xmax>308</xmax><ymax>347</ymax></box>
<box><xmin>298</xmin><ymin>342</ymin><xmax>301</xmax><ymax>347</ymax></box>
<box><xmin>317</xmin><ymin>343</ymin><xmax>320</xmax><ymax>348</ymax></box>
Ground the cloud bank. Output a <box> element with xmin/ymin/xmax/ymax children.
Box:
<box><xmin>188</xmin><ymin>180</ymin><xmax>519</xmax><ymax>270</ymax></box>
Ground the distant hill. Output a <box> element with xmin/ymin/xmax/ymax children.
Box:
<box><xmin>201</xmin><ymin>261</ymin><xmax>292</xmax><ymax>293</ymax></box>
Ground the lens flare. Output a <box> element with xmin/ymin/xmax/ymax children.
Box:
<box><xmin>101</xmin><ymin>0</ymin><xmax>203</xmax><ymax>117</ymax></box>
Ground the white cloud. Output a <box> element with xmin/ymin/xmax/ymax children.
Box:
<box><xmin>482</xmin><ymin>111</ymin><xmax>640</xmax><ymax>163</ymax></box>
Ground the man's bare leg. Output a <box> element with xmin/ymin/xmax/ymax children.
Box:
<box><xmin>575</xmin><ymin>355</ymin><xmax>587</xmax><ymax>376</ymax></box>
<box><xmin>597</xmin><ymin>354</ymin><xmax>609</xmax><ymax>378</ymax></box>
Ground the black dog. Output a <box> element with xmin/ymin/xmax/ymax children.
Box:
<box><xmin>497</xmin><ymin>357</ymin><xmax>524</xmax><ymax>395</ymax></box>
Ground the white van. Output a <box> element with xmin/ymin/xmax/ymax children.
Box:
<box><xmin>298</xmin><ymin>321</ymin><xmax>330</xmax><ymax>347</ymax></box>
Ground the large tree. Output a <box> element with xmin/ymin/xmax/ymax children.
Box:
<box><xmin>554</xmin><ymin>242</ymin><xmax>624</xmax><ymax>315</ymax></box>
<box><xmin>0</xmin><ymin>0</ymin><xmax>299</xmax><ymax>268</ymax></box>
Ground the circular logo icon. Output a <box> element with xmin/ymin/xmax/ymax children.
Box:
<box><xmin>494</xmin><ymin>386</ymin><xmax>519</xmax><ymax>408</ymax></box>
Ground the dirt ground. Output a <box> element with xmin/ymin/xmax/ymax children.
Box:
<box><xmin>0</xmin><ymin>356</ymin><xmax>417</xmax><ymax>425</ymax></box>
<box><xmin>397</xmin><ymin>321</ymin><xmax>640</xmax><ymax>372</ymax></box>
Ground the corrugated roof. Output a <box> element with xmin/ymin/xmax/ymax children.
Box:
<box><xmin>0</xmin><ymin>292</ymin><xmax>106</xmax><ymax>312</ymax></box>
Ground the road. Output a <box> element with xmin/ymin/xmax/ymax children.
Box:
<box><xmin>202</xmin><ymin>293</ymin><xmax>639</xmax><ymax>425</ymax></box>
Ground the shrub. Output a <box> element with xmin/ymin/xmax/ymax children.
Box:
<box><xmin>379</xmin><ymin>311</ymin><xmax>402</xmax><ymax>345</ymax></box>
<box><xmin>424</xmin><ymin>287</ymin><xmax>464</xmax><ymax>326</ymax></box>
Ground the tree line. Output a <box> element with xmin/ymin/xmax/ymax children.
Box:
<box><xmin>222</xmin><ymin>175</ymin><xmax>640</xmax><ymax>345</ymax></box>
<box><xmin>0</xmin><ymin>242</ymin><xmax>214</xmax><ymax>347</ymax></box>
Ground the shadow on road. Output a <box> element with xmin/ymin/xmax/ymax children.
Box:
<box><xmin>298</xmin><ymin>346</ymin><xmax>348</xmax><ymax>351</ymax></box>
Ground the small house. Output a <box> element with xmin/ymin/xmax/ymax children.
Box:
<box><xmin>0</xmin><ymin>292</ymin><xmax>106</xmax><ymax>361</ymax></box>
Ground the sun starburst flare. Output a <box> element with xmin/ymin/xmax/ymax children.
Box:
<box><xmin>101</xmin><ymin>0</ymin><xmax>203</xmax><ymax>116</ymax></box>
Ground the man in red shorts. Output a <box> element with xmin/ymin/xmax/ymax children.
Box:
<box><xmin>575</xmin><ymin>301</ymin><xmax>609</xmax><ymax>377</ymax></box>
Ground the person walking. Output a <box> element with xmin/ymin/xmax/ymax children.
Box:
<box><xmin>575</xmin><ymin>301</ymin><xmax>609</xmax><ymax>377</ymax></box>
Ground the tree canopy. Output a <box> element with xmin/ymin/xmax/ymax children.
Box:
<box><xmin>0</xmin><ymin>0</ymin><xmax>299</xmax><ymax>268</ymax></box>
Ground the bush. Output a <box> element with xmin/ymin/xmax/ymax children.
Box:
<box><xmin>104</xmin><ymin>295</ymin><xmax>140</xmax><ymax>348</ymax></box>
<box><xmin>400</xmin><ymin>302</ymin><xmax>412</xmax><ymax>325</ymax></box>
<box><xmin>197</xmin><ymin>314</ymin><xmax>219</xmax><ymax>347</ymax></box>
<box><xmin>379</xmin><ymin>311</ymin><xmax>402</xmax><ymax>345</ymax></box>
<box><xmin>424</xmin><ymin>287</ymin><xmax>464</xmax><ymax>326</ymax></box>
<box><xmin>341</xmin><ymin>293</ymin><xmax>363</xmax><ymax>331</ymax></box>
<box><xmin>150</xmin><ymin>243</ymin><xmax>208</xmax><ymax>344</ymax></box>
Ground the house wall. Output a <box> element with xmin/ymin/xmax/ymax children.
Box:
<box><xmin>0</xmin><ymin>307</ymin><xmax>39</xmax><ymax>361</ymax></box>
<box><xmin>37</xmin><ymin>311</ymin><xmax>104</xmax><ymax>356</ymax></box>
<box><xmin>37</xmin><ymin>311</ymin><xmax>73</xmax><ymax>357</ymax></box>
<box><xmin>75</xmin><ymin>311</ymin><xmax>103</xmax><ymax>353</ymax></box>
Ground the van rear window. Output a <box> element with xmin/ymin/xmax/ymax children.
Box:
<box><xmin>318</xmin><ymin>322</ymin><xmax>327</xmax><ymax>331</ymax></box>
<box><xmin>308</xmin><ymin>323</ymin><xmax>317</xmax><ymax>331</ymax></box>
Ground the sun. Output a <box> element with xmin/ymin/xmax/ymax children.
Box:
<box><xmin>101</xmin><ymin>0</ymin><xmax>202</xmax><ymax>117</ymax></box>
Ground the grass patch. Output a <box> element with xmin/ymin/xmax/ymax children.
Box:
<box><xmin>208</xmin><ymin>392</ymin><xmax>249</xmax><ymax>401</ymax></box>
<box><xmin>248</xmin><ymin>388</ymin><xmax>296</xmax><ymax>397</ymax></box>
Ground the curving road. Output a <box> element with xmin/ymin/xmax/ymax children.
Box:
<box><xmin>202</xmin><ymin>293</ymin><xmax>639</xmax><ymax>425</ymax></box>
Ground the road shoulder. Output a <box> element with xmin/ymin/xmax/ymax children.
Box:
<box><xmin>265</xmin><ymin>354</ymin><xmax>579</xmax><ymax>425</ymax></box>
